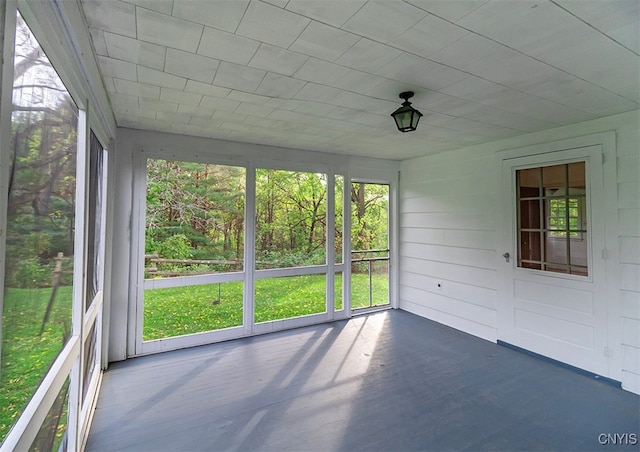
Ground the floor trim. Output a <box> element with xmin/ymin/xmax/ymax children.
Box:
<box><xmin>497</xmin><ymin>340</ymin><xmax>622</xmax><ymax>389</ymax></box>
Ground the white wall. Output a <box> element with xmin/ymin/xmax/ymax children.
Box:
<box><xmin>399</xmin><ymin>110</ymin><xmax>639</xmax><ymax>393</ymax></box>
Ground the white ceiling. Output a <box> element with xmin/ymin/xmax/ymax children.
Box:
<box><xmin>81</xmin><ymin>0</ymin><xmax>640</xmax><ymax>160</ymax></box>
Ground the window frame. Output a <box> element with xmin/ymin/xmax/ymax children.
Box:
<box><xmin>0</xmin><ymin>2</ymin><xmax>113</xmax><ymax>449</ymax></box>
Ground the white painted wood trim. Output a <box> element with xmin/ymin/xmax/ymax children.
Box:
<box><xmin>0</xmin><ymin>338</ymin><xmax>80</xmax><ymax>451</ymax></box>
<box><xmin>255</xmin><ymin>265</ymin><xmax>328</xmax><ymax>279</ymax></box>
<box><xmin>327</xmin><ymin>173</ymin><xmax>336</xmax><ymax>320</ymax></box>
<box><xmin>497</xmin><ymin>133</ymin><xmax>616</xmax><ymax>379</ymax></box>
<box><xmin>144</xmin><ymin>272</ymin><xmax>245</xmax><ymax>290</ymax></box>
<box><xmin>130</xmin><ymin>150</ymin><xmax>147</xmax><ymax>356</ymax></box>
<box><xmin>0</xmin><ymin>0</ymin><xmax>18</xmax><ymax>371</ymax></box>
<box><xmin>244</xmin><ymin>163</ymin><xmax>256</xmax><ymax>336</ymax></box>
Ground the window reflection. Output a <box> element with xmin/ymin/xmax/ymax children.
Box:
<box><xmin>1</xmin><ymin>12</ymin><xmax>78</xmax><ymax>441</ymax></box>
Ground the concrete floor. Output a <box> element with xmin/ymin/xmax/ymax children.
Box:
<box><xmin>86</xmin><ymin>310</ymin><xmax>639</xmax><ymax>451</ymax></box>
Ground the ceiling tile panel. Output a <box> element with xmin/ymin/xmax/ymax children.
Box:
<box><xmin>198</xmin><ymin>27</ymin><xmax>260</xmax><ymax>65</ymax></box>
<box><xmin>96</xmin><ymin>56</ymin><xmax>137</xmax><ymax>81</ymax></box>
<box><xmin>104</xmin><ymin>32</ymin><xmax>165</xmax><ymax>70</ymax></box>
<box><xmin>157</xmin><ymin>111</ymin><xmax>191</xmax><ymax>124</ymax></box>
<box><xmin>463</xmin><ymin>48</ymin><xmax>560</xmax><ymax>92</ymax></box>
<box><xmin>160</xmin><ymin>88</ymin><xmax>202</xmax><ymax>106</ymax></box>
<box><xmin>254</xmin><ymin>73</ymin><xmax>307</xmax><ymax>98</ymax></box>
<box><xmin>199</xmin><ymin>95</ymin><xmax>241</xmax><ymax>112</ymax></box>
<box><xmin>332</xmin><ymin>91</ymin><xmax>398</xmax><ymax>116</ymax></box>
<box><xmin>457</xmin><ymin>1</ymin><xmax>569</xmax><ymax>51</ymax></box>
<box><xmin>137</xmin><ymin>66</ymin><xmax>187</xmax><ymax>90</ymax></box>
<box><xmin>407</xmin><ymin>0</ymin><xmax>488</xmax><ymax>22</ymax></box>
<box><xmin>294</xmin><ymin>58</ymin><xmax>352</xmax><ymax>85</ymax></box>
<box><xmin>430</xmin><ymin>33</ymin><xmax>507</xmax><ymax>71</ymax></box>
<box><xmin>213</xmin><ymin>62</ymin><xmax>266</xmax><ymax>92</ymax></box>
<box><xmin>235</xmin><ymin>102</ymin><xmax>275</xmax><ymax>118</ymax></box>
<box><xmin>226</xmin><ymin>91</ymin><xmax>272</xmax><ymax>105</ymax></box>
<box><xmin>184</xmin><ymin>80</ymin><xmax>231</xmax><ymax>98</ymax></box>
<box><xmin>110</xmin><ymin>92</ymin><xmax>139</xmax><ymax>108</ymax></box>
<box><xmin>461</xmin><ymin>104</ymin><xmax>557</xmax><ymax>132</ymax></box>
<box><xmin>139</xmin><ymin>98</ymin><xmax>178</xmax><ymax>113</ymax></box>
<box><xmin>293</xmin><ymin>83</ymin><xmax>342</xmax><ymax>103</ymax></box>
<box><xmin>341</xmin><ymin>0</ymin><xmax>427</xmax><ymax>43</ymax></box>
<box><xmin>294</xmin><ymin>101</ymin><xmax>337</xmax><ymax>116</ymax></box>
<box><xmin>236</xmin><ymin>1</ymin><xmax>310</xmax><ymax>48</ymax></box>
<box><xmin>248</xmin><ymin>44</ymin><xmax>308</xmax><ymax>76</ymax></box>
<box><xmin>178</xmin><ymin>104</ymin><xmax>215</xmax><ymax>118</ymax></box>
<box><xmin>172</xmin><ymin>0</ymin><xmax>249</xmax><ymax>33</ymax></box>
<box><xmin>331</xmin><ymin>70</ymin><xmax>387</xmax><ymax>94</ymax></box>
<box><xmin>189</xmin><ymin>116</ymin><xmax>223</xmax><ymax>128</ymax></box>
<box><xmin>113</xmin><ymin>78</ymin><xmax>160</xmax><ymax>99</ymax></box>
<box><xmin>557</xmin><ymin>0</ymin><xmax>639</xmax><ymax>53</ymax></box>
<box><xmin>376</xmin><ymin>53</ymin><xmax>467</xmax><ymax>90</ymax></box>
<box><xmin>389</xmin><ymin>14</ymin><xmax>468</xmax><ymax>58</ymax></box>
<box><xmin>336</xmin><ymin>38</ymin><xmax>403</xmax><ymax>73</ymax></box>
<box><xmin>189</xmin><ymin>114</ymin><xmax>222</xmax><ymax>129</ymax></box>
<box><xmin>265</xmin><ymin>98</ymin><xmax>306</xmax><ymax>110</ymax></box>
<box><xmin>212</xmin><ymin>111</ymin><xmax>248</xmax><ymax>123</ymax></box>
<box><xmin>89</xmin><ymin>28</ymin><xmax>108</xmax><ymax>55</ymax></box>
<box><xmin>289</xmin><ymin>21</ymin><xmax>360</xmax><ymax>61</ymax></box>
<box><xmin>285</xmin><ymin>0</ymin><xmax>366</xmax><ymax>28</ymax></box>
<box><xmin>83</xmin><ymin>0</ymin><xmax>136</xmax><ymax>38</ymax></box>
<box><xmin>164</xmin><ymin>49</ymin><xmax>220</xmax><ymax>84</ymax></box>
<box><xmin>82</xmin><ymin>0</ymin><xmax>640</xmax><ymax>159</ymax></box>
<box><xmin>136</xmin><ymin>7</ymin><xmax>203</xmax><ymax>52</ymax></box>
<box><xmin>123</xmin><ymin>0</ymin><xmax>173</xmax><ymax>14</ymax></box>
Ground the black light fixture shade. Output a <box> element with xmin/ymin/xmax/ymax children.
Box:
<box><xmin>391</xmin><ymin>91</ymin><xmax>422</xmax><ymax>132</ymax></box>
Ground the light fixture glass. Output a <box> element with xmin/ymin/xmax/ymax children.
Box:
<box><xmin>390</xmin><ymin>91</ymin><xmax>422</xmax><ymax>132</ymax></box>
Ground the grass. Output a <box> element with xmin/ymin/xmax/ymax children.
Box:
<box><xmin>143</xmin><ymin>273</ymin><xmax>388</xmax><ymax>340</ymax></box>
<box><xmin>0</xmin><ymin>273</ymin><xmax>388</xmax><ymax>439</ymax></box>
<box><xmin>1</xmin><ymin>286</ymin><xmax>72</xmax><ymax>442</ymax></box>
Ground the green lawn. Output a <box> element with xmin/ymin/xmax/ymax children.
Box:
<box><xmin>1</xmin><ymin>273</ymin><xmax>388</xmax><ymax>439</ymax></box>
<box><xmin>143</xmin><ymin>273</ymin><xmax>388</xmax><ymax>340</ymax></box>
<box><xmin>1</xmin><ymin>286</ymin><xmax>72</xmax><ymax>442</ymax></box>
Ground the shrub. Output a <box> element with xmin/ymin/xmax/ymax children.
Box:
<box><xmin>10</xmin><ymin>257</ymin><xmax>49</xmax><ymax>288</ymax></box>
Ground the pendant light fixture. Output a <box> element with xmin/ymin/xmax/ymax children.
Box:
<box><xmin>390</xmin><ymin>91</ymin><xmax>422</xmax><ymax>132</ymax></box>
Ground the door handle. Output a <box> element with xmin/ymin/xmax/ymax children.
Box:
<box><xmin>503</xmin><ymin>252</ymin><xmax>510</xmax><ymax>262</ymax></box>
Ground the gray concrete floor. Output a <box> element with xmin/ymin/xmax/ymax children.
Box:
<box><xmin>86</xmin><ymin>310</ymin><xmax>639</xmax><ymax>451</ymax></box>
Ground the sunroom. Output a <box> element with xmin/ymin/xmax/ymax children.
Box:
<box><xmin>0</xmin><ymin>0</ymin><xmax>638</xmax><ymax>450</ymax></box>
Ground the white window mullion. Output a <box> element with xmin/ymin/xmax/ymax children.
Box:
<box><xmin>343</xmin><ymin>173</ymin><xmax>352</xmax><ymax>314</ymax></box>
<box><xmin>67</xmin><ymin>107</ymin><xmax>89</xmax><ymax>452</ymax></box>
<box><xmin>326</xmin><ymin>173</ymin><xmax>335</xmax><ymax>319</ymax></box>
<box><xmin>244</xmin><ymin>164</ymin><xmax>256</xmax><ymax>335</ymax></box>
<box><xmin>0</xmin><ymin>4</ymin><xmax>17</xmax><ymax>377</ymax></box>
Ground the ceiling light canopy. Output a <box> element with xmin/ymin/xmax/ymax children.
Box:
<box><xmin>390</xmin><ymin>91</ymin><xmax>423</xmax><ymax>133</ymax></box>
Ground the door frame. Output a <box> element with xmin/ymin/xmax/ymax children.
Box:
<box><xmin>496</xmin><ymin>132</ymin><xmax>621</xmax><ymax>380</ymax></box>
<box><xmin>349</xmin><ymin>181</ymin><xmax>392</xmax><ymax>313</ymax></box>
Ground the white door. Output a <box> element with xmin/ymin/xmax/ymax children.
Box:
<box><xmin>498</xmin><ymin>144</ymin><xmax>609</xmax><ymax>376</ymax></box>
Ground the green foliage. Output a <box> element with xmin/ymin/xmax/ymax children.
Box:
<box><xmin>154</xmin><ymin>234</ymin><xmax>192</xmax><ymax>260</ymax></box>
<box><xmin>10</xmin><ymin>257</ymin><xmax>49</xmax><ymax>288</ymax></box>
<box><xmin>144</xmin><ymin>161</ymin><xmax>389</xmax><ymax>275</ymax></box>
<box><xmin>0</xmin><ymin>286</ymin><xmax>73</xmax><ymax>440</ymax></box>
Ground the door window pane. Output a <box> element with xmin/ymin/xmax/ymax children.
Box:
<box><xmin>516</xmin><ymin>162</ymin><xmax>588</xmax><ymax>276</ymax></box>
<box><xmin>1</xmin><ymin>12</ymin><xmax>78</xmax><ymax>440</ymax></box>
